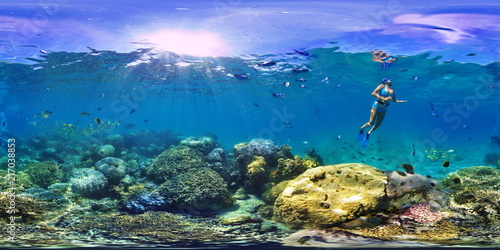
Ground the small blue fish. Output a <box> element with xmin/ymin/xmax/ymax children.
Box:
<box><xmin>233</xmin><ymin>74</ymin><xmax>249</xmax><ymax>80</ymax></box>
<box><xmin>271</xmin><ymin>91</ymin><xmax>285</xmax><ymax>99</ymax></box>
<box><xmin>292</xmin><ymin>68</ymin><xmax>311</xmax><ymax>73</ymax></box>
<box><xmin>256</xmin><ymin>61</ymin><xmax>276</xmax><ymax>67</ymax></box>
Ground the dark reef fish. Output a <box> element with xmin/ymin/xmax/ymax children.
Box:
<box><xmin>271</xmin><ymin>91</ymin><xmax>285</xmax><ymax>99</ymax></box>
<box><xmin>453</xmin><ymin>176</ymin><xmax>461</xmax><ymax>184</ymax></box>
<box><xmin>283</xmin><ymin>121</ymin><xmax>293</xmax><ymax>128</ymax></box>
<box><xmin>42</xmin><ymin>111</ymin><xmax>53</xmax><ymax>114</ymax></box>
<box><xmin>94</xmin><ymin>118</ymin><xmax>102</xmax><ymax>124</ymax></box>
<box><xmin>402</xmin><ymin>163</ymin><xmax>415</xmax><ymax>174</ymax></box>
<box><xmin>254</xmin><ymin>102</ymin><xmax>260</xmax><ymax>107</ymax></box>
<box><xmin>129</xmin><ymin>109</ymin><xmax>136</xmax><ymax>114</ymax></box>
<box><xmin>412</xmin><ymin>144</ymin><xmax>415</xmax><ymax>156</ymax></box>
<box><xmin>144</xmin><ymin>119</ymin><xmax>148</xmax><ymax>123</ymax></box>
<box><xmin>80</xmin><ymin>112</ymin><xmax>90</xmax><ymax>116</ymax></box>
<box><xmin>256</xmin><ymin>61</ymin><xmax>276</xmax><ymax>67</ymax></box>
<box><xmin>294</xmin><ymin>49</ymin><xmax>310</xmax><ymax>56</ymax></box>
<box><xmin>233</xmin><ymin>74</ymin><xmax>249</xmax><ymax>80</ymax></box>
<box><xmin>292</xmin><ymin>67</ymin><xmax>311</xmax><ymax>74</ymax></box>
<box><xmin>442</xmin><ymin>160</ymin><xmax>450</xmax><ymax>167</ymax></box>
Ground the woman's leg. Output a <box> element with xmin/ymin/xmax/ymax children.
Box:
<box><xmin>368</xmin><ymin>111</ymin><xmax>387</xmax><ymax>134</ymax></box>
<box><xmin>361</xmin><ymin>106</ymin><xmax>377</xmax><ymax>130</ymax></box>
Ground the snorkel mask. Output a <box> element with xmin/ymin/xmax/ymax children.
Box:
<box><xmin>382</xmin><ymin>78</ymin><xmax>392</xmax><ymax>84</ymax></box>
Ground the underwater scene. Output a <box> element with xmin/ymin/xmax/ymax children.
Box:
<box><xmin>0</xmin><ymin>0</ymin><xmax>499</xmax><ymax>249</ymax></box>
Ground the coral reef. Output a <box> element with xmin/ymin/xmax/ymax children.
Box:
<box><xmin>159</xmin><ymin>167</ymin><xmax>233</xmax><ymax>211</ymax></box>
<box><xmin>96</xmin><ymin>144</ymin><xmax>115</xmax><ymax>158</ymax></box>
<box><xmin>273</xmin><ymin>163</ymin><xmax>388</xmax><ymax>228</ymax></box>
<box><xmin>123</xmin><ymin>130</ymin><xmax>181</xmax><ymax>157</ymax></box>
<box><xmin>104</xmin><ymin>134</ymin><xmax>125</xmax><ymax>152</ymax></box>
<box><xmin>304</xmin><ymin>148</ymin><xmax>324</xmax><ymax>166</ymax></box>
<box><xmin>401</xmin><ymin>202</ymin><xmax>443</xmax><ymax>224</ymax></box>
<box><xmin>0</xmin><ymin>192</ymin><xmax>47</xmax><ymax>223</ymax></box>
<box><xmin>234</xmin><ymin>139</ymin><xmax>280</xmax><ymax>169</ymax></box>
<box><xmin>70</xmin><ymin>168</ymin><xmax>108</xmax><ymax>198</ymax></box>
<box><xmin>234</xmin><ymin>139</ymin><xmax>300</xmax><ymax>195</ymax></box>
<box><xmin>124</xmin><ymin>190</ymin><xmax>167</xmax><ymax>213</ymax></box>
<box><xmin>24</xmin><ymin>161</ymin><xmax>63</xmax><ymax>189</ymax></box>
<box><xmin>483</xmin><ymin>152</ymin><xmax>500</xmax><ymax>167</ymax></box>
<box><xmin>95</xmin><ymin>157</ymin><xmax>128</xmax><ymax>185</ymax></box>
<box><xmin>262</xmin><ymin>180</ymin><xmax>290</xmax><ymax>204</ymax></box>
<box><xmin>205</xmin><ymin>147</ymin><xmax>237</xmax><ymax>182</ymax></box>
<box><xmin>146</xmin><ymin>145</ymin><xmax>204</xmax><ymax>183</ymax></box>
<box><xmin>120</xmin><ymin>182</ymin><xmax>168</xmax><ymax>213</ymax></box>
<box><xmin>179</xmin><ymin>136</ymin><xmax>217</xmax><ymax>155</ymax></box>
<box><xmin>442</xmin><ymin>166</ymin><xmax>500</xmax><ymax>227</ymax></box>
<box><xmin>270</xmin><ymin>155</ymin><xmax>319</xmax><ymax>183</ymax></box>
<box><xmin>384</xmin><ymin>170</ymin><xmax>449</xmax><ymax>210</ymax></box>
<box><xmin>0</xmin><ymin>170</ymin><xmax>34</xmax><ymax>192</ymax></box>
<box><xmin>245</xmin><ymin>155</ymin><xmax>269</xmax><ymax>193</ymax></box>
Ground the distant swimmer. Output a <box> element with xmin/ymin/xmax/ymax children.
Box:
<box><xmin>370</xmin><ymin>49</ymin><xmax>397</xmax><ymax>69</ymax></box>
<box><xmin>358</xmin><ymin>78</ymin><xmax>407</xmax><ymax>148</ymax></box>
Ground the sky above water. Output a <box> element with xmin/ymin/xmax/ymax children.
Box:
<box><xmin>0</xmin><ymin>0</ymin><xmax>499</xmax><ymax>64</ymax></box>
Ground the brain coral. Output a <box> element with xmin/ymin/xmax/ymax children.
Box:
<box><xmin>159</xmin><ymin>167</ymin><xmax>233</xmax><ymax>210</ymax></box>
<box><xmin>273</xmin><ymin>163</ymin><xmax>388</xmax><ymax>228</ymax></box>
<box><xmin>95</xmin><ymin>157</ymin><xmax>128</xmax><ymax>185</ymax></box>
<box><xmin>70</xmin><ymin>168</ymin><xmax>108</xmax><ymax>198</ymax></box>
<box><xmin>385</xmin><ymin>171</ymin><xmax>449</xmax><ymax>209</ymax></box>
<box><xmin>146</xmin><ymin>146</ymin><xmax>204</xmax><ymax>183</ymax></box>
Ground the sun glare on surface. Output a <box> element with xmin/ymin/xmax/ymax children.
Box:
<box><xmin>136</xmin><ymin>29</ymin><xmax>231</xmax><ymax>57</ymax></box>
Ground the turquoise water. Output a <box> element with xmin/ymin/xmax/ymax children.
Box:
<box><xmin>1</xmin><ymin>0</ymin><xmax>500</xmax><ymax>248</ymax></box>
<box><xmin>2</xmin><ymin>48</ymin><xmax>499</xmax><ymax>179</ymax></box>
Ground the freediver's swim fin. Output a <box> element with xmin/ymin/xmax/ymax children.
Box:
<box><xmin>362</xmin><ymin>133</ymin><xmax>370</xmax><ymax>148</ymax></box>
<box><xmin>357</xmin><ymin>129</ymin><xmax>364</xmax><ymax>141</ymax></box>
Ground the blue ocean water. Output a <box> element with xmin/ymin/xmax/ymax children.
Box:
<box><xmin>0</xmin><ymin>0</ymin><xmax>499</xmax><ymax>248</ymax></box>
<box><xmin>2</xmin><ymin>48</ymin><xmax>499</xmax><ymax>179</ymax></box>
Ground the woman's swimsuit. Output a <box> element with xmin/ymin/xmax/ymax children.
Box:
<box><xmin>373</xmin><ymin>86</ymin><xmax>394</xmax><ymax>112</ymax></box>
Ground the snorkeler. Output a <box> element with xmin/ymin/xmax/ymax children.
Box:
<box><xmin>358</xmin><ymin>78</ymin><xmax>407</xmax><ymax>147</ymax></box>
<box><xmin>371</xmin><ymin>49</ymin><xmax>397</xmax><ymax>69</ymax></box>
